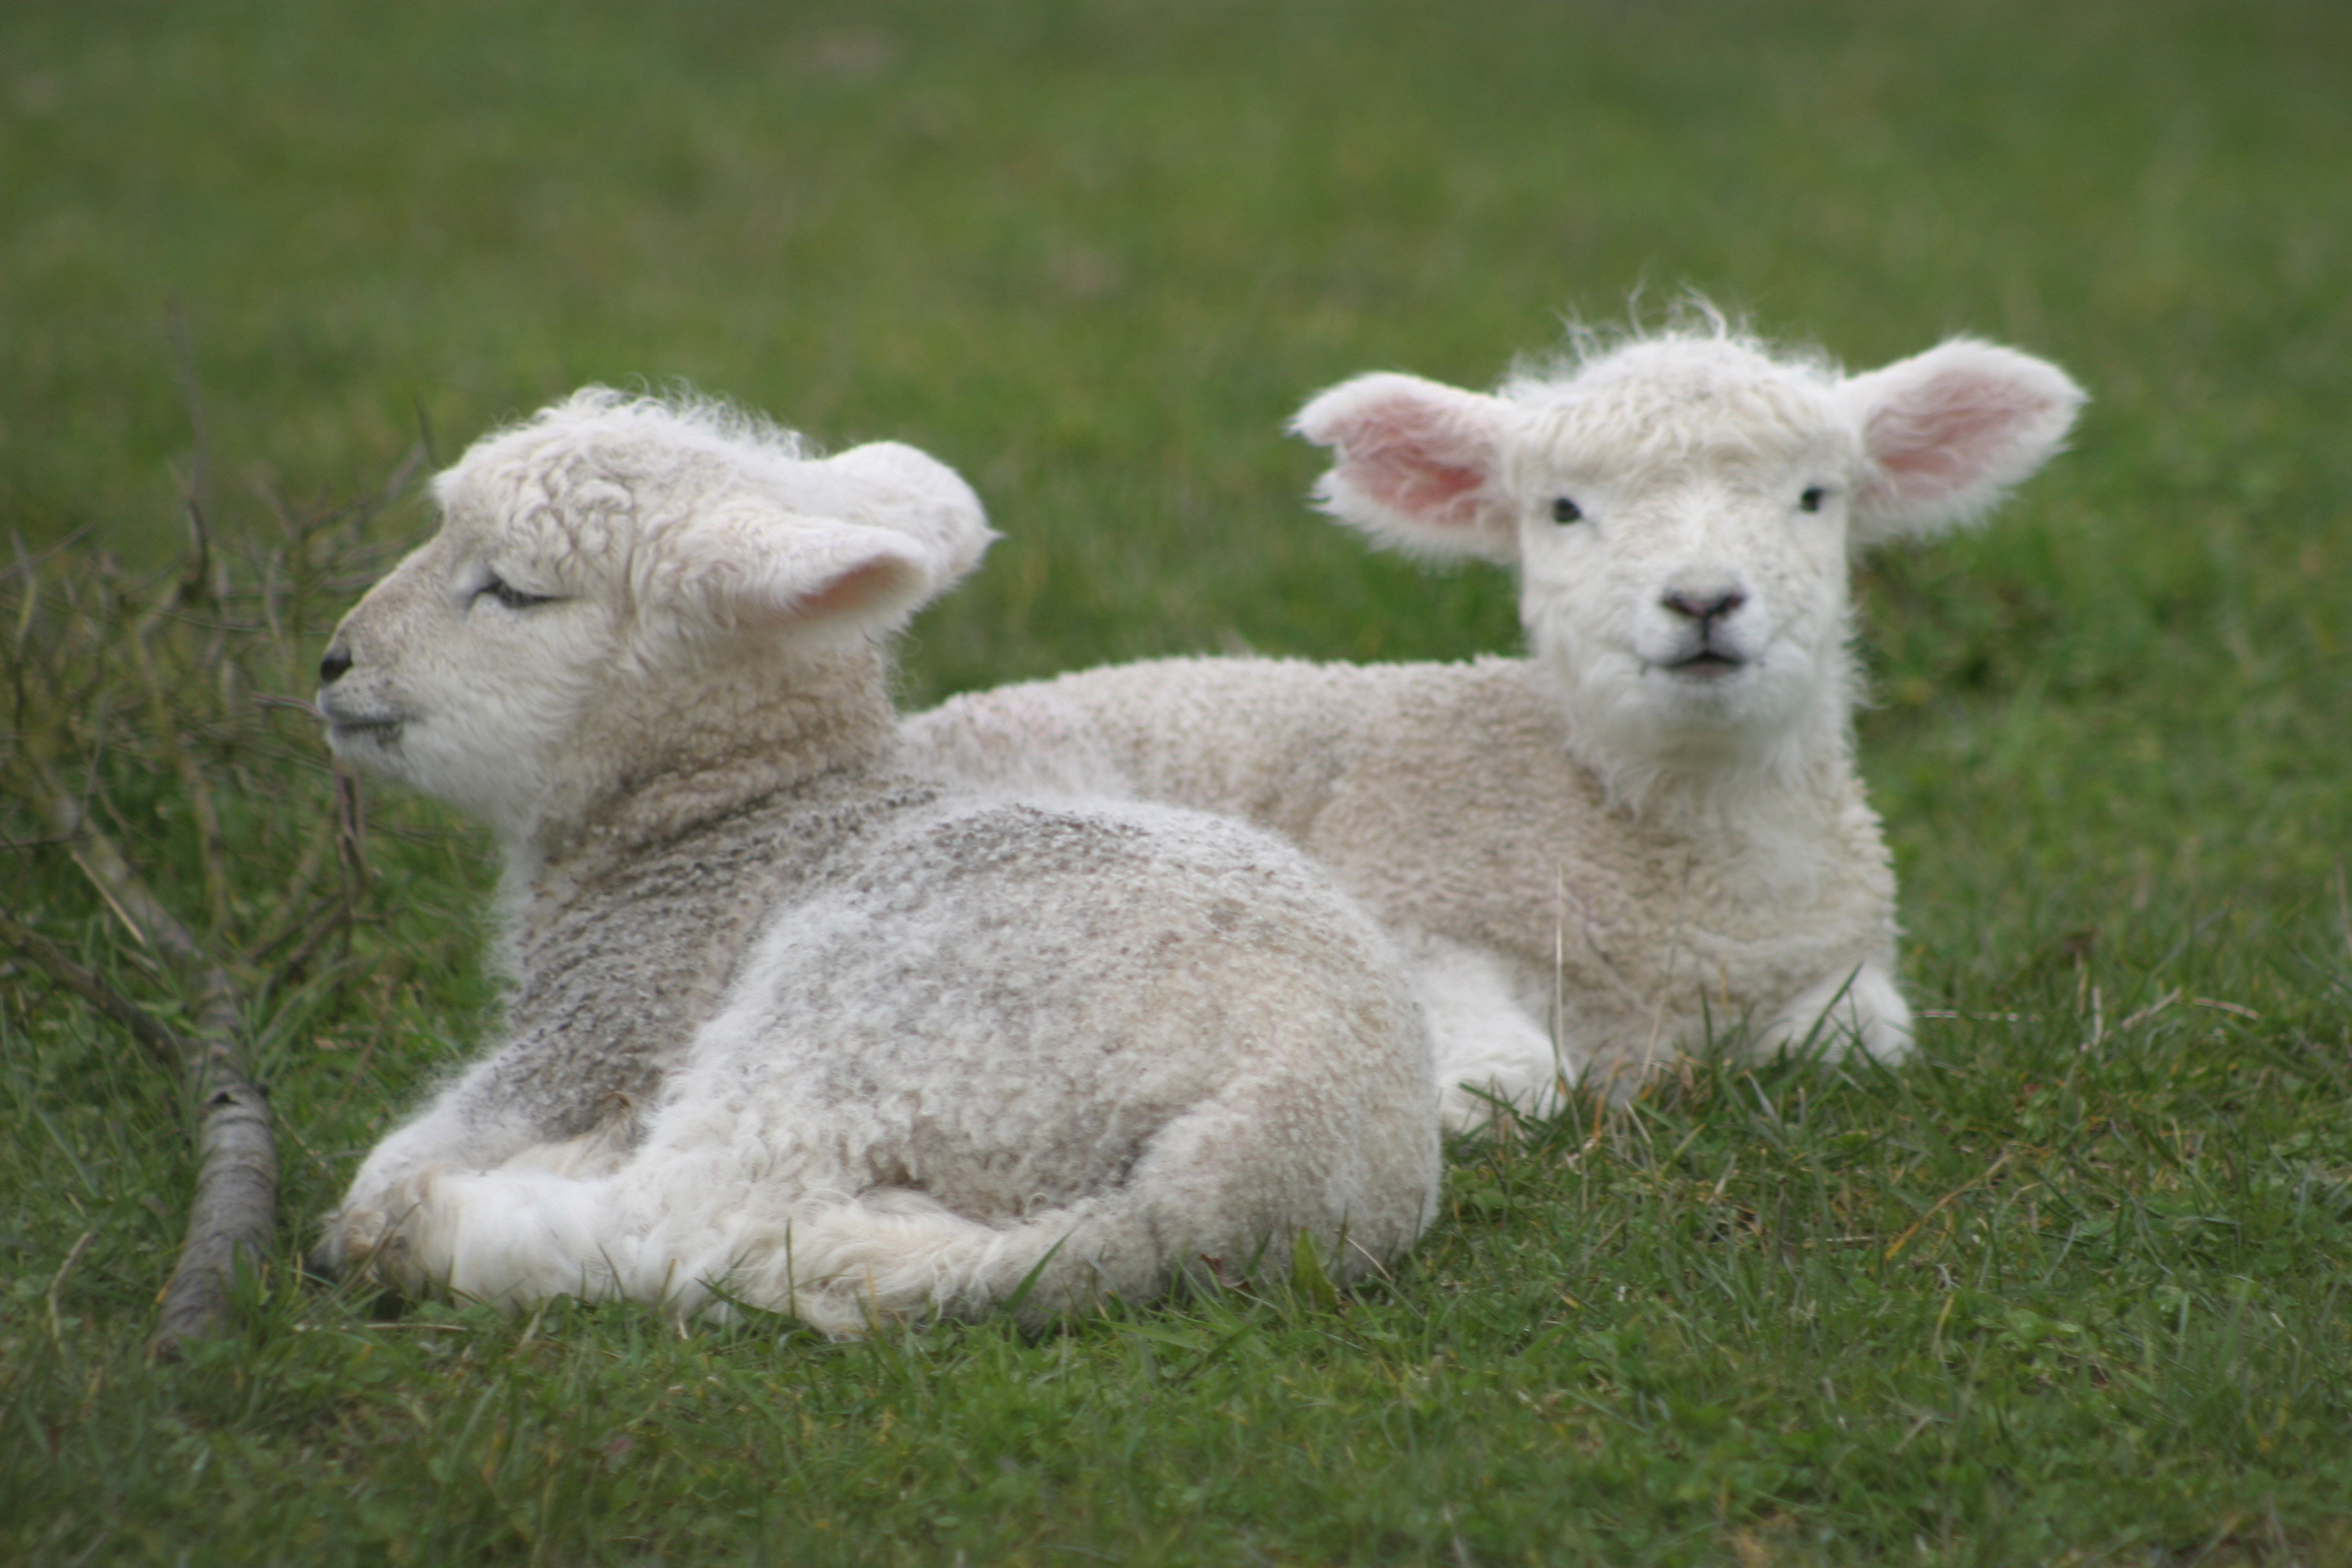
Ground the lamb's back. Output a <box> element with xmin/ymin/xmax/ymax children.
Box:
<box><xmin>906</xmin><ymin>655</ymin><xmax>1900</xmax><ymax>1070</ymax></box>
<box><xmin>691</xmin><ymin>791</ymin><xmax>1437</xmax><ymax>1246</ymax></box>
<box><xmin>907</xmin><ymin>655</ymin><xmax>1466</xmax><ymax>840</ymax></box>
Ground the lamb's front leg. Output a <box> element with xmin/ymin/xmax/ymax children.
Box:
<box><xmin>315</xmin><ymin>1054</ymin><xmax>635</xmax><ymax>1273</ymax></box>
<box><xmin>1412</xmin><ymin>935</ymin><xmax>1577</xmax><ymax>1134</ymax></box>
<box><xmin>1756</xmin><ymin>962</ymin><xmax>1914</xmax><ymax>1067</ymax></box>
<box><xmin>364</xmin><ymin>1165</ymin><xmax>624</xmax><ymax>1309</ymax></box>
<box><xmin>369</xmin><ymin>1112</ymin><xmax>831</xmax><ymax>1318</ymax></box>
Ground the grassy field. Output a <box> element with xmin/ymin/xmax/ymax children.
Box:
<box><xmin>5</xmin><ymin>0</ymin><xmax>2351</xmax><ymax>1562</ymax></box>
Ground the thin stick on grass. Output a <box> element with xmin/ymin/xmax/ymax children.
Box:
<box><xmin>164</xmin><ymin>295</ymin><xmax>217</xmax><ymax>603</ymax></box>
<box><xmin>0</xmin><ymin>906</ymin><xmax>180</xmax><ymax>1071</ymax></box>
<box><xmin>127</xmin><ymin>616</ymin><xmax>233</xmax><ymax>934</ymax></box>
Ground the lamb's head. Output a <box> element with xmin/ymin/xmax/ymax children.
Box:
<box><xmin>1294</xmin><ymin>326</ymin><xmax>2084</xmax><ymax>795</ymax></box>
<box><xmin>318</xmin><ymin>388</ymin><xmax>993</xmax><ymax>847</ymax></box>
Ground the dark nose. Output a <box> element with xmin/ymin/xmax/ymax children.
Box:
<box><xmin>318</xmin><ymin>644</ymin><xmax>352</xmax><ymax>685</ymax></box>
<box><xmin>1661</xmin><ymin>589</ymin><xmax>1746</xmax><ymax>625</ymax></box>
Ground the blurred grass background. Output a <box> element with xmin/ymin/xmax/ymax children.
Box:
<box><xmin>5</xmin><ymin>1</ymin><xmax>2351</xmax><ymax>1563</ymax></box>
<box><xmin>8</xmin><ymin>0</ymin><xmax>2348</xmax><ymax>899</ymax></box>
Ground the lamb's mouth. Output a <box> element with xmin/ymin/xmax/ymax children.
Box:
<box><xmin>1659</xmin><ymin>651</ymin><xmax>1748</xmax><ymax>679</ymax></box>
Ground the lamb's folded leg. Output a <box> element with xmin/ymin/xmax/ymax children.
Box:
<box><xmin>313</xmin><ymin>1057</ymin><xmax>635</xmax><ymax>1274</ymax></box>
<box><xmin>368</xmin><ymin>1164</ymin><xmax>623</xmax><ymax>1308</ymax></box>
<box><xmin>1410</xmin><ymin>933</ymin><xmax>1576</xmax><ymax>1134</ymax></box>
<box><xmin>1756</xmin><ymin>962</ymin><xmax>1914</xmax><ymax>1067</ymax></box>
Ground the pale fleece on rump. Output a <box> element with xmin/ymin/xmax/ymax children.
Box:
<box><xmin>313</xmin><ymin>389</ymin><xmax>1439</xmax><ymax>1333</ymax></box>
<box><xmin>906</xmin><ymin>317</ymin><xmax>2086</xmax><ymax>1113</ymax></box>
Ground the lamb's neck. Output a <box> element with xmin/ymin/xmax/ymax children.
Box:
<box><xmin>514</xmin><ymin>641</ymin><xmax>901</xmax><ymax>879</ymax></box>
<box><xmin>1634</xmin><ymin>743</ymin><xmax>1852</xmax><ymax>828</ymax></box>
<box><xmin>492</xmin><ymin>751</ymin><xmax>929</xmax><ymax>995</ymax></box>
<box><xmin>1566</xmin><ymin>685</ymin><xmax>1863</xmax><ymax>890</ymax></box>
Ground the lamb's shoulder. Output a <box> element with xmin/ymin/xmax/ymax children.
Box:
<box><xmin>484</xmin><ymin>776</ymin><xmax>940</xmax><ymax>1142</ymax></box>
<box><xmin>1290</xmin><ymin>658</ymin><xmax>1623</xmax><ymax>935</ymax></box>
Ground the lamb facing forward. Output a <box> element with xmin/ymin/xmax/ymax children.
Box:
<box><xmin>312</xmin><ymin>390</ymin><xmax>1439</xmax><ymax>1331</ymax></box>
<box><xmin>906</xmin><ymin>322</ymin><xmax>2085</xmax><ymax>1116</ymax></box>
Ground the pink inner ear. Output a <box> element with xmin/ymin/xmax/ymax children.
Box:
<box><xmin>1342</xmin><ymin>401</ymin><xmax>1490</xmax><ymax>527</ymax></box>
<box><xmin>791</xmin><ymin>557</ymin><xmax>916</xmax><ymax>620</ymax></box>
<box><xmin>1373</xmin><ymin>455</ymin><xmax>1487</xmax><ymax>521</ymax></box>
<box><xmin>1869</xmin><ymin>372</ymin><xmax>2054</xmax><ymax>498</ymax></box>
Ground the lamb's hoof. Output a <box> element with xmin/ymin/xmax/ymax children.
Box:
<box><xmin>313</xmin><ymin>1166</ymin><xmax>451</xmax><ymax>1295</ymax></box>
<box><xmin>299</xmin><ymin>1239</ymin><xmax>347</xmax><ymax>1285</ymax></box>
<box><xmin>312</xmin><ymin>1205</ymin><xmax>390</xmax><ymax>1276</ymax></box>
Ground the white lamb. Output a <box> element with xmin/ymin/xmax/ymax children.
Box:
<box><xmin>906</xmin><ymin>321</ymin><xmax>2085</xmax><ymax>1118</ymax></box>
<box><xmin>311</xmin><ymin>389</ymin><xmax>1439</xmax><ymax>1332</ymax></box>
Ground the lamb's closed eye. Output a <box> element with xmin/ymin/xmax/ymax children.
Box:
<box><xmin>476</xmin><ymin>574</ymin><xmax>555</xmax><ymax>611</ymax></box>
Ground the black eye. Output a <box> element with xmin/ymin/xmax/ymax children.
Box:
<box><xmin>479</xmin><ymin>575</ymin><xmax>554</xmax><ymax>611</ymax></box>
<box><xmin>1551</xmin><ymin>497</ymin><xmax>1584</xmax><ymax>524</ymax></box>
<box><xmin>1798</xmin><ymin>486</ymin><xmax>1828</xmax><ymax>514</ymax></box>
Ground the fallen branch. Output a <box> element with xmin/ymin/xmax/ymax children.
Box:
<box><xmin>26</xmin><ymin>783</ymin><xmax>278</xmax><ymax>1357</ymax></box>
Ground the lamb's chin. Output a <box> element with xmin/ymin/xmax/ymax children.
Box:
<box><xmin>1554</xmin><ymin>651</ymin><xmax>1761</xmax><ymax>737</ymax></box>
<box><xmin>325</xmin><ymin>730</ymin><xmax>407</xmax><ymax>785</ymax></box>
<box><xmin>333</xmin><ymin>727</ymin><xmax>501</xmax><ymax>821</ymax></box>
<box><xmin>1648</xmin><ymin>660</ymin><xmax>1756</xmax><ymax>700</ymax></box>
<box><xmin>328</xmin><ymin>721</ymin><xmax>400</xmax><ymax>753</ymax></box>
<box><xmin>1552</xmin><ymin>674</ymin><xmax>1811</xmax><ymax>802</ymax></box>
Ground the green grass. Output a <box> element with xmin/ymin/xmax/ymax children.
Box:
<box><xmin>6</xmin><ymin>0</ymin><xmax>2352</xmax><ymax>1562</ymax></box>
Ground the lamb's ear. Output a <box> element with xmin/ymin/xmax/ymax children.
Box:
<box><xmin>822</xmin><ymin>440</ymin><xmax>998</xmax><ymax>593</ymax></box>
<box><xmin>1290</xmin><ymin>373</ymin><xmax>1518</xmax><ymax>563</ymax></box>
<box><xmin>662</xmin><ymin>503</ymin><xmax>940</xmax><ymax>643</ymax></box>
<box><xmin>1840</xmin><ymin>341</ymin><xmax>2086</xmax><ymax>545</ymax></box>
